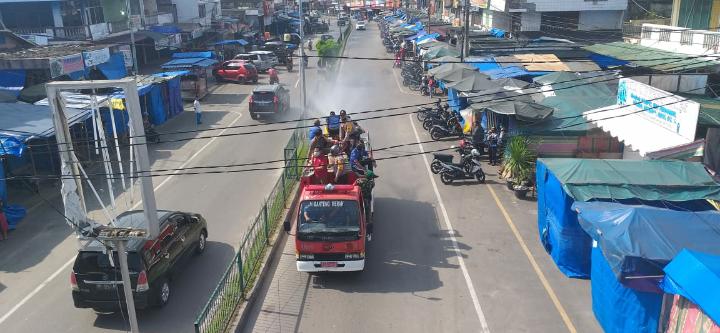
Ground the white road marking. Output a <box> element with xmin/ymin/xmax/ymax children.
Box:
<box><xmin>408</xmin><ymin>115</ymin><xmax>491</xmax><ymax>333</ymax></box>
<box><xmin>0</xmin><ymin>111</ymin><xmax>245</xmax><ymax>325</ymax></box>
<box><xmin>294</xmin><ymin>78</ymin><xmax>300</xmax><ymax>88</ymax></box>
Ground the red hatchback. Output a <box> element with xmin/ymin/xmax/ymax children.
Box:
<box><xmin>213</xmin><ymin>60</ymin><xmax>259</xmax><ymax>84</ymax></box>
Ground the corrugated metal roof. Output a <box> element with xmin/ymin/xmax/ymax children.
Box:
<box><xmin>584</xmin><ymin>42</ymin><xmax>720</xmax><ymax>72</ymax></box>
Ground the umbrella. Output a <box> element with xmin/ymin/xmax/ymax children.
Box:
<box><xmin>435</xmin><ymin>68</ymin><xmax>480</xmax><ymax>82</ymax></box>
<box><xmin>477</xmin><ymin>100</ymin><xmax>554</xmax><ymax>123</ymax></box>
<box><xmin>428</xmin><ymin>55</ymin><xmax>461</xmax><ymax>64</ymax></box>
<box><xmin>444</xmin><ymin>72</ymin><xmax>496</xmax><ymax>92</ymax></box>
<box><xmin>428</xmin><ymin>62</ymin><xmax>475</xmax><ymax>76</ymax></box>
<box><xmin>422</xmin><ymin>46</ymin><xmax>461</xmax><ymax>60</ymax></box>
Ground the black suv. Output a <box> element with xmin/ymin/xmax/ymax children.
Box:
<box><xmin>71</xmin><ymin>210</ymin><xmax>208</xmax><ymax>311</ymax></box>
<box><xmin>249</xmin><ymin>84</ymin><xmax>290</xmax><ymax>119</ymax></box>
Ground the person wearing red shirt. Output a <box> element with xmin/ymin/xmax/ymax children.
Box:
<box><xmin>311</xmin><ymin>147</ymin><xmax>329</xmax><ymax>184</ymax></box>
<box><xmin>268</xmin><ymin>67</ymin><xmax>279</xmax><ymax>84</ymax></box>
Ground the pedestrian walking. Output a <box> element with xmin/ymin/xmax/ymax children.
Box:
<box><xmin>0</xmin><ymin>199</ymin><xmax>9</xmax><ymax>241</ymax></box>
<box><xmin>194</xmin><ymin>97</ymin><xmax>202</xmax><ymax>125</ymax></box>
<box><xmin>428</xmin><ymin>76</ymin><xmax>435</xmax><ymax>98</ymax></box>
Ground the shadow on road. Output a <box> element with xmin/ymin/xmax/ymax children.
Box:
<box><xmin>90</xmin><ymin>241</ymin><xmax>236</xmax><ymax>332</ymax></box>
<box><xmin>309</xmin><ymin>197</ymin><xmax>471</xmax><ymax>294</ymax></box>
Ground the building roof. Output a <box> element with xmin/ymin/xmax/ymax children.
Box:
<box><xmin>678</xmin><ymin>94</ymin><xmax>720</xmax><ymax>127</ymax></box>
<box><xmin>584</xmin><ymin>42</ymin><xmax>720</xmax><ymax>72</ymax></box>
<box><xmin>0</xmin><ymin>43</ymin><xmax>109</xmax><ymax>70</ymax></box>
<box><xmin>0</xmin><ymin>30</ymin><xmax>36</xmax><ymax>50</ymax></box>
<box><xmin>161</xmin><ymin>58</ymin><xmax>217</xmax><ymax>69</ymax></box>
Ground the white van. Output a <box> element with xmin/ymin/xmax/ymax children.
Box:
<box><xmin>250</xmin><ymin>51</ymin><xmax>279</xmax><ymax>68</ymax></box>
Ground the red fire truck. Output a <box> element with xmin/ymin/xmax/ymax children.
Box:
<box><xmin>283</xmin><ymin>138</ymin><xmax>374</xmax><ymax>272</ymax></box>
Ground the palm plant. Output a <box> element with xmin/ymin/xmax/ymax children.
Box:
<box><xmin>501</xmin><ymin>136</ymin><xmax>536</xmax><ymax>187</ymax></box>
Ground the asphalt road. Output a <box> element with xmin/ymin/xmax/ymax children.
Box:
<box><xmin>240</xmin><ymin>21</ymin><xmax>603</xmax><ymax>333</ymax></box>
<box><xmin>0</xmin><ymin>25</ymin><xmax>346</xmax><ymax>332</ymax></box>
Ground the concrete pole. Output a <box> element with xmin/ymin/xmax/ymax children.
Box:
<box><xmin>116</xmin><ymin>240</ymin><xmax>140</xmax><ymax>333</ymax></box>
<box><xmin>125</xmin><ymin>0</ymin><xmax>139</xmax><ymax>75</ymax></box>
<box><xmin>299</xmin><ymin>0</ymin><xmax>308</xmax><ymax>117</ymax></box>
<box><xmin>460</xmin><ymin>0</ymin><xmax>469</xmax><ymax>62</ymax></box>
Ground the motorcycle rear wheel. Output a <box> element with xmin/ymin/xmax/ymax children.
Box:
<box><xmin>440</xmin><ymin>172</ymin><xmax>453</xmax><ymax>185</ymax></box>
<box><xmin>417</xmin><ymin>111</ymin><xmax>427</xmax><ymax>121</ymax></box>
<box><xmin>475</xmin><ymin>170</ymin><xmax>486</xmax><ymax>183</ymax></box>
<box><xmin>422</xmin><ymin>120</ymin><xmax>433</xmax><ymax>131</ymax></box>
<box><xmin>430</xmin><ymin>129</ymin><xmax>443</xmax><ymax>141</ymax></box>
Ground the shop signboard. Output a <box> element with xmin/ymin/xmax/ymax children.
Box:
<box><xmin>489</xmin><ymin>0</ymin><xmax>505</xmax><ymax>11</ymax></box>
<box><xmin>616</xmin><ymin>78</ymin><xmax>700</xmax><ymax>142</ymax></box>
<box><xmin>49</xmin><ymin>53</ymin><xmax>85</xmax><ymax>78</ymax></box>
<box><xmin>470</xmin><ymin>0</ymin><xmax>488</xmax><ymax>9</ymax></box>
<box><xmin>83</xmin><ymin>48</ymin><xmax>110</xmax><ymax>67</ymax></box>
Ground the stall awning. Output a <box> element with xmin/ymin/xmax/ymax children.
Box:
<box><xmin>172</xmin><ymin>51</ymin><xmax>214</xmax><ymax>59</ymax></box>
<box><xmin>481</xmin><ymin>66</ymin><xmax>549</xmax><ymax>79</ymax></box>
<box><xmin>161</xmin><ymin>58</ymin><xmax>218</xmax><ymax>69</ymax></box>
<box><xmin>575</xmin><ymin>202</ymin><xmax>720</xmax><ymax>292</ymax></box>
<box><xmin>214</xmin><ymin>39</ymin><xmax>249</xmax><ymax>46</ymax></box>
<box><xmin>662</xmin><ymin>249</ymin><xmax>720</xmax><ymax>325</ymax></box>
<box><xmin>0</xmin><ymin>103</ymin><xmax>90</xmax><ymax>157</ymax></box>
<box><xmin>538</xmin><ymin>158</ymin><xmax>720</xmax><ymax>202</ymax></box>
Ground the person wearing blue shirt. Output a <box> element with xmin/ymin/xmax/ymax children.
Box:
<box><xmin>350</xmin><ymin>143</ymin><xmax>373</xmax><ymax>175</ymax></box>
<box><xmin>326</xmin><ymin>111</ymin><xmax>341</xmax><ymax>139</ymax></box>
<box><xmin>308</xmin><ymin>119</ymin><xmax>322</xmax><ymax>142</ymax></box>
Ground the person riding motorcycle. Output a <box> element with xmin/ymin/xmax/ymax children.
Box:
<box><xmin>308</xmin><ymin>39</ymin><xmax>313</xmax><ymax>51</ymax></box>
<box><xmin>286</xmin><ymin>55</ymin><xmax>293</xmax><ymax>71</ymax></box>
<box><xmin>302</xmin><ymin>53</ymin><xmax>309</xmax><ymax>67</ymax></box>
<box><xmin>268</xmin><ymin>67</ymin><xmax>279</xmax><ymax>84</ymax></box>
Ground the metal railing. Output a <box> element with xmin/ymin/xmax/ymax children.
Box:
<box><xmin>193</xmin><ymin>127</ymin><xmax>307</xmax><ymax>333</ymax></box>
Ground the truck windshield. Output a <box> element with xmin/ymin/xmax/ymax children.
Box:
<box><xmin>298</xmin><ymin>200</ymin><xmax>360</xmax><ymax>241</ymax></box>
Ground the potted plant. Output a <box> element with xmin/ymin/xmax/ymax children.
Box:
<box><xmin>500</xmin><ymin>136</ymin><xmax>536</xmax><ymax>198</ymax></box>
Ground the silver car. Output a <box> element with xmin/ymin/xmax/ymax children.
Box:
<box><xmin>250</xmin><ymin>51</ymin><xmax>279</xmax><ymax>68</ymax></box>
<box><xmin>233</xmin><ymin>53</ymin><xmax>270</xmax><ymax>72</ymax></box>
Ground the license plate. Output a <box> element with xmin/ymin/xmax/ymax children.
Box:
<box><xmin>96</xmin><ymin>284</ymin><xmax>115</xmax><ymax>290</ymax></box>
<box><xmin>320</xmin><ymin>262</ymin><xmax>338</xmax><ymax>268</ymax></box>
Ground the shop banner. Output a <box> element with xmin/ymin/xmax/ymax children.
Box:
<box><xmin>83</xmin><ymin>48</ymin><xmax>110</xmax><ymax>67</ymax></box>
<box><xmin>617</xmin><ymin>78</ymin><xmax>700</xmax><ymax>142</ymax></box>
<box><xmin>470</xmin><ymin>0</ymin><xmax>488</xmax><ymax>9</ymax></box>
<box><xmin>49</xmin><ymin>53</ymin><xmax>84</xmax><ymax>78</ymax></box>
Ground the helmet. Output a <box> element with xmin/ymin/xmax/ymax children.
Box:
<box><xmin>471</xmin><ymin>149</ymin><xmax>481</xmax><ymax>157</ymax></box>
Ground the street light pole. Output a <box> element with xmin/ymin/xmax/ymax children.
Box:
<box><xmin>299</xmin><ymin>0</ymin><xmax>307</xmax><ymax>117</ymax></box>
<box><xmin>125</xmin><ymin>0</ymin><xmax>139</xmax><ymax>75</ymax></box>
<box><xmin>116</xmin><ymin>240</ymin><xmax>140</xmax><ymax>333</ymax></box>
<box><xmin>460</xmin><ymin>0</ymin><xmax>469</xmax><ymax>62</ymax></box>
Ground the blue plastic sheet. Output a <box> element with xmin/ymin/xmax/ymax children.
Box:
<box><xmin>147</xmin><ymin>84</ymin><xmax>166</xmax><ymax>126</ymax></box>
<box><xmin>4</xmin><ymin>204</ymin><xmax>26</xmax><ymax>229</ymax></box>
<box><xmin>165</xmin><ymin>77</ymin><xmax>183</xmax><ymax>118</ymax></box>
<box><xmin>662</xmin><ymin>249</ymin><xmax>720</xmax><ymax>325</ymax></box>
<box><xmin>0</xmin><ymin>69</ymin><xmax>25</xmax><ymax>98</ymax></box>
<box><xmin>591</xmin><ymin>246</ymin><xmax>663</xmax><ymax>333</ymax></box>
<box><xmin>0</xmin><ymin>161</ymin><xmax>6</xmax><ymax>202</ymax></box>
<box><xmin>172</xmin><ymin>51</ymin><xmax>214</xmax><ymax>59</ymax></box>
<box><xmin>536</xmin><ymin>160</ymin><xmax>592</xmax><ymax>278</ymax></box>
<box><xmin>575</xmin><ymin>201</ymin><xmax>720</xmax><ymax>292</ymax></box>
<box><xmin>97</xmin><ymin>53</ymin><xmax>127</xmax><ymax>79</ymax></box>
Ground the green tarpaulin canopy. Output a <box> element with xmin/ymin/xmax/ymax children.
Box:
<box><xmin>480</xmin><ymin>100</ymin><xmax>554</xmax><ymax>123</ymax></box>
<box><xmin>428</xmin><ymin>62</ymin><xmax>475</xmax><ymax>76</ymax></box>
<box><xmin>538</xmin><ymin>158</ymin><xmax>720</xmax><ymax>202</ymax></box>
<box><xmin>434</xmin><ymin>67</ymin><xmax>478</xmax><ymax>82</ymax></box>
<box><xmin>423</xmin><ymin>46</ymin><xmax>461</xmax><ymax>60</ymax></box>
<box><xmin>445</xmin><ymin>72</ymin><xmax>494</xmax><ymax>92</ymax></box>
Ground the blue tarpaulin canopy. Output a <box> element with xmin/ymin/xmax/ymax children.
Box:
<box><xmin>0</xmin><ymin>69</ymin><xmax>25</xmax><ymax>99</ymax></box>
<box><xmin>172</xmin><ymin>51</ymin><xmax>214</xmax><ymax>59</ymax></box>
<box><xmin>416</xmin><ymin>33</ymin><xmax>439</xmax><ymax>42</ymax></box>
<box><xmin>405</xmin><ymin>31</ymin><xmax>427</xmax><ymax>40</ymax></box>
<box><xmin>481</xmin><ymin>66</ymin><xmax>550</xmax><ymax>79</ymax></box>
<box><xmin>97</xmin><ymin>53</ymin><xmax>127</xmax><ymax>80</ymax></box>
<box><xmin>214</xmin><ymin>39</ymin><xmax>249</xmax><ymax>46</ymax></box>
<box><xmin>662</xmin><ymin>249</ymin><xmax>720</xmax><ymax>325</ymax></box>
<box><xmin>591</xmin><ymin>245</ymin><xmax>663</xmax><ymax>333</ymax></box>
<box><xmin>161</xmin><ymin>58</ymin><xmax>218</xmax><ymax>69</ymax></box>
<box><xmin>574</xmin><ymin>201</ymin><xmax>720</xmax><ymax>292</ymax></box>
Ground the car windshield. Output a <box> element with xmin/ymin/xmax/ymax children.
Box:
<box><xmin>298</xmin><ymin>200</ymin><xmax>360</xmax><ymax>240</ymax></box>
<box><xmin>75</xmin><ymin>251</ymin><xmax>144</xmax><ymax>274</ymax></box>
<box><xmin>253</xmin><ymin>91</ymin><xmax>275</xmax><ymax>101</ymax></box>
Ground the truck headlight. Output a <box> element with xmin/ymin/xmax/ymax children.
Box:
<box><xmin>298</xmin><ymin>254</ymin><xmax>314</xmax><ymax>260</ymax></box>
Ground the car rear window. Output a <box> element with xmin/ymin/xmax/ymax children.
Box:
<box><xmin>75</xmin><ymin>251</ymin><xmax>144</xmax><ymax>273</ymax></box>
<box><xmin>244</xmin><ymin>63</ymin><xmax>256</xmax><ymax>71</ymax></box>
<box><xmin>253</xmin><ymin>91</ymin><xmax>275</xmax><ymax>101</ymax></box>
<box><xmin>226</xmin><ymin>62</ymin><xmax>244</xmax><ymax>68</ymax></box>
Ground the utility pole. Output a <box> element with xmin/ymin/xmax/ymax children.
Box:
<box><xmin>116</xmin><ymin>240</ymin><xmax>140</xmax><ymax>333</ymax></box>
<box><xmin>460</xmin><ymin>0</ymin><xmax>469</xmax><ymax>62</ymax></box>
<box><xmin>125</xmin><ymin>0</ymin><xmax>139</xmax><ymax>75</ymax></box>
<box><xmin>299</xmin><ymin>0</ymin><xmax>307</xmax><ymax>117</ymax></box>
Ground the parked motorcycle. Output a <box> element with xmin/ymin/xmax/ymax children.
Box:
<box><xmin>431</xmin><ymin>146</ymin><xmax>473</xmax><ymax>174</ymax></box>
<box><xmin>439</xmin><ymin>149</ymin><xmax>486</xmax><ymax>184</ymax></box>
<box><xmin>430</xmin><ymin>114</ymin><xmax>463</xmax><ymax>141</ymax></box>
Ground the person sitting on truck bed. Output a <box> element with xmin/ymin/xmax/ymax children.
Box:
<box><xmin>309</xmin><ymin>119</ymin><xmax>323</xmax><ymax>142</ymax></box>
<box><xmin>355</xmin><ymin>170</ymin><xmax>378</xmax><ymax>217</ymax></box>
<box><xmin>311</xmin><ymin>147</ymin><xmax>329</xmax><ymax>184</ymax></box>
<box><xmin>328</xmin><ymin>145</ymin><xmax>348</xmax><ymax>183</ymax></box>
<box><xmin>308</xmin><ymin>133</ymin><xmax>333</xmax><ymax>161</ymax></box>
<box><xmin>350</xmin><ymin>142</ymin><xmax>373</xmax><ymax>175</ymax></box>
<box><xmin>326</xmin><ymin>111</ymin><xmax>341</xmax><ymax>139</ymax></box>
